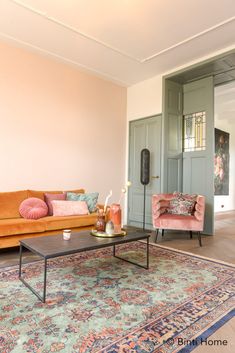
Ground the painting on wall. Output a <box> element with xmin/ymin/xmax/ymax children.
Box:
<box><xmin>214</xmin><ymin>128</ymin><xmax>229</xmax><ymax>195</ymax></box>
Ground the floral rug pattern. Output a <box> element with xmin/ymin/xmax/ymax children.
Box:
<box><xmin>0</xmin><ymin>243</ymin><xmax>234</xmax><ymax>353</ymax></box>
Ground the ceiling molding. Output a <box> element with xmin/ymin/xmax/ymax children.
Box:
<box><xmin>143</xmin><ymin>17</ymin><xmax>235</xmax><ymax>62</ymax></box>
<box><xmin>0</xmin><ymin>31</ymin><xmax>129</xmax><ymax>87</ymax></box>
<box><xmin>10</xmin><ymin>0</ymin><xmax>140</xmax><ymax>63</ymax></box>
<box><xmin>10</xmin><ymin>0</ymin><xmax>235</xmax><ymax>64</ymax></box>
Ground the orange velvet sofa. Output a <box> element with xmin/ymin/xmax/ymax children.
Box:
<box><xmin>0</xmin><ymin>189</ymin><xmax>98</xmax><ymax>249</ymax></box>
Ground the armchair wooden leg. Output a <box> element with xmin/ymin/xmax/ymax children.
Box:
<box><xmin>198</xmin><ymin>231</ymin><xmax>202</xmax><ymax>247</ymax></box>
<box><xmin>162</xmin><ymin>229</ymin><xmax>164</xmax><ymax>237</ymax></box>
<box><xmin>155</xmin><ymin>229</ymin><xmax>159</xmax><ymax>243</ymax></box>
<box><xmin>189</xmin><ymin>231</ymin><xmax>193</xmax><ymax>239</ymax></box>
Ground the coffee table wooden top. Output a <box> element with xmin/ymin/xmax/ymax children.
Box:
<box><xmin>20</xmin><ymin>230</ymin><xmax>150</xmax><ymax>259</ymax></box>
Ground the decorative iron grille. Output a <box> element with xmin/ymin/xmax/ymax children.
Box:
<box><xmin>183</xmin><ymin>111</ymin><xmax>206</xmax><ymax>152</ymax></box>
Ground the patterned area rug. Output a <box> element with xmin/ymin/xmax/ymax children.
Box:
<box><xmin>0</xmin><ymin>242</ymin><xmax>234</xmax><ymax>353</ymax></box>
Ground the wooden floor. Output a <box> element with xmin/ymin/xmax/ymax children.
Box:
<box><xmin>0</xmin><ymin>211</ymin><xmax>234</xmax><ymax>352</ymax></box>
<box><xmin>149</xmin><ymin>211</ymin><xmax>235</xmax><ymax>264</ymax></box>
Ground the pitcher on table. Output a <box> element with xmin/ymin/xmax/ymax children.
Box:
<box><xmin>109</xmin><ymin>203</ymin><xmax>122</xmax><ymax>233</ymax></box>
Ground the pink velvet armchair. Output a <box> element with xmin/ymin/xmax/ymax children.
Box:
<box><xmin>152</xmin><ymin>193</ymin><xmax>205</xmax><ymax>246</ymax></box>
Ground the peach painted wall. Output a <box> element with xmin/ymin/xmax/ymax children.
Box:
<box><xmin>0</xmin><ymin>41</ymin><xmax>127</xmax><ymax>204</ymax></box>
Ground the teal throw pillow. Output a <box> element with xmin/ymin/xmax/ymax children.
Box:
<box><xmin>66</xmin><ymin>192</ymin><xmax>99</xmax><ymax>213</ymax></box>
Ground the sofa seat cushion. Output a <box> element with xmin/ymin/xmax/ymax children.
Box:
<box><xmin>0</xmin><ymin>190</ymin><xmax>28</xmax><ymax>219</ymax></box>
<box><xmin>155</xmin><ymin>213</ymin><xmax>203</xmax><ymax>231</ymax></box>
<box><xmin>0</xmin><ymin>218</ymin><xmax>46</xmax><ymax>237</ymax></box>
<box><xmin>44</xmin><ymin>214</ymin><xmax>97</xmax><ymax>231</ymax></box>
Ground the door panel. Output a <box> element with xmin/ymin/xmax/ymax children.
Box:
<box><xmin>183</xmin><ymin>77</ymin><xmax>214</xmax><ymax>234</ymax></box>
<box><xmin>128</xmin><ymin>115</ymin><xmax>161</xmax><ymax>229</ymax></box>
<box><xmin>191</xmin><ymin>157</ymin><xmax>207</xmax><ymax>194</ymax></box>
<box><xmin>168</xmin><ymin>114</ymin><xmax>182</xmax><ymax>152</ymax></box>
<box><xmin>168</xmin><ymin>158</ymin><xmax>181</xmax><ymax>191</ymax></box>
<box><xmin>162</xmin><ymin>80</ymin><xmax>183</xmax><ymax>193</ymax></box>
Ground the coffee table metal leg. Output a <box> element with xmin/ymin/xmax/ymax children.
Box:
<box><xmin>146</xmin><ymin>237</ymin><xmax>149</xmax><ymax>269</ymax></box>
<box><xmin>19</xmin><ymin>244</ymin><xmax>23</xmax><ymax>278</ymax></box>
<box><xmin>19</xmin><ymin>245</ymin><xmax>47</xmax><ymax>303</ymax></box>
<box><xmin>113</xmin><ymin>245</ymin><xmax>116</xmax><ymax>256</ymax></box>
<box><xmin>43</xmin><ymin>259</ymin><xmax>47</xmax><ymax>303</ymax></box>
<box><xmin>113</xmin><ymin>238</ymin><xmax>149</xmax><ymax>269</ymax></box>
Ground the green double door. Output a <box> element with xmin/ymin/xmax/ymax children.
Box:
<box><xmin>163</xmin><ymin>77</ymin><xmax>214</xmax><ymax>234</ymax></box>
<box><xmin>128</xmin><ymin>115</ymin><xmax>161</xmax><ymax>229</ymax></box>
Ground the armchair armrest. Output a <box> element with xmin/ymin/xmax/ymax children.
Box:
<box><xmin>152</xmin><ymin>194</ymin><xmax>173</xmax><ymax>227</ymax></box>
<box><xmin>152</xmin><ymin>195</ymin><xmax>162</xmax><ymax>222</ymax></box>
<box><xmin>194</xmin><ymin>195</ymin><xmax>205</xmax><ymax>222</ymax></box>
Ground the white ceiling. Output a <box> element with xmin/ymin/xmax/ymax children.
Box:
<box><xmin>0</xmin><ymin>0</ymin><xmax>235</xmax><ymax>86</ymax></box>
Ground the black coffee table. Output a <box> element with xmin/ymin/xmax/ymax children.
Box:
<box><xmin>19</xmin><ymin>230</ymin><xmax>150</xmax><ymax>303</ymax></box>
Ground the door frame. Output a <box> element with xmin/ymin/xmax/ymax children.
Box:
<box><xmin>162</xmin><ymin>48</ymin><xmax>235</xmax><ymax>83</ymax></box>
<box><xmin>127</xmin><ymin>114</ymin><xmax>162</xmax><ymax>227</ymax></box>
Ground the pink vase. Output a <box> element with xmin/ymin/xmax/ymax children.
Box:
<box><xmin>109</xmin><ymin>204</ymin><xmax>122</xmax><ymax>233</ymax></box>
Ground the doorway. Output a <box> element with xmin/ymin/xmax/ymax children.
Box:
<box><xmin>214</xmin><ymin>81</ymin><xmax>235</xmax><ymax>234</ymax></box>
<box><xmin>163</xmin><ymin>50</ymin><xmax>235</xmax><ymax>235</ymax></box>
<box><xmin>128</xmin><ymin>115</ymin><xmax>161</xmax><ymax>229</ymax></box>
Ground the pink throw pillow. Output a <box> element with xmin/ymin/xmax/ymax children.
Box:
<box><xmin>19</xmin><ymin>197</ymin><xmax>48</xmax><ymax>220</ymax></box>
<box><xmin>51</xmin><ymin>200</ymin><xmax>89</xmax><ymax>217</ymax></box>
<box><xmin>44</xmin><ymin>193</ymin><xmax>66</xmax><ymax>216</ymax></box>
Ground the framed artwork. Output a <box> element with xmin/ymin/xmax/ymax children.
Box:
<box><xmin>214</xmin><ymin>128</ymin><xmax>229</xmax><ymax>195</ymax></box>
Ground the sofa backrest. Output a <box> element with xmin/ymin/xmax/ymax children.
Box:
<box><xmin>0</xmin><ymin>189</ymin><xmax>85</xmax><ymax>219</ymax></box>
<box><xmin>0</xmin><ymin>190</ymin><xmax>28</xmax><ymax>219</ymax></box>
<box><xmin>27</xmin><ymin>189</ymin><xmax>85</xmax><ymax>200</ymax></box>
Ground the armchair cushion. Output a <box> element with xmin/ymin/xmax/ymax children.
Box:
<box><xmin>153</xmin><ymin>213</ymin><xmax>203</xmax><ymax>231</ymax></box>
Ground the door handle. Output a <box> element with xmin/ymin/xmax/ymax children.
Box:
<box><xmin>152</xmin><ymin>175</ymin><xmax>160</xmax><ymax>179</ymax></box>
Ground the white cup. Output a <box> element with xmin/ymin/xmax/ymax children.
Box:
<box><xmin>63</xmin><ymin>229</ymin><xmax>71</xmax><ymax>240</ymax></box>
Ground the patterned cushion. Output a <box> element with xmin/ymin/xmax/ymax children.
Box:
<box><xmin>168</xmin><ymin>192</ymin><xmax>197</xmax><ymax>216</ymax></box>
<box><xmin>66</xmin><ymin>192</ymin><xmax>99</xmax><ymax>213</ymax></box>
<box><xmin>173</xmin><ymin>192</ymin><xmax>197</xmax><ymax>202</ymax></box>
<box><xmin>19</xmin><ymin>197</ymin><xmax>48</xmax><ymax>219</ymax></box>
<box><xmin>51</xmin><ymin>200</ymin><xmax>89</xmax><ymax>217</ymax></box>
